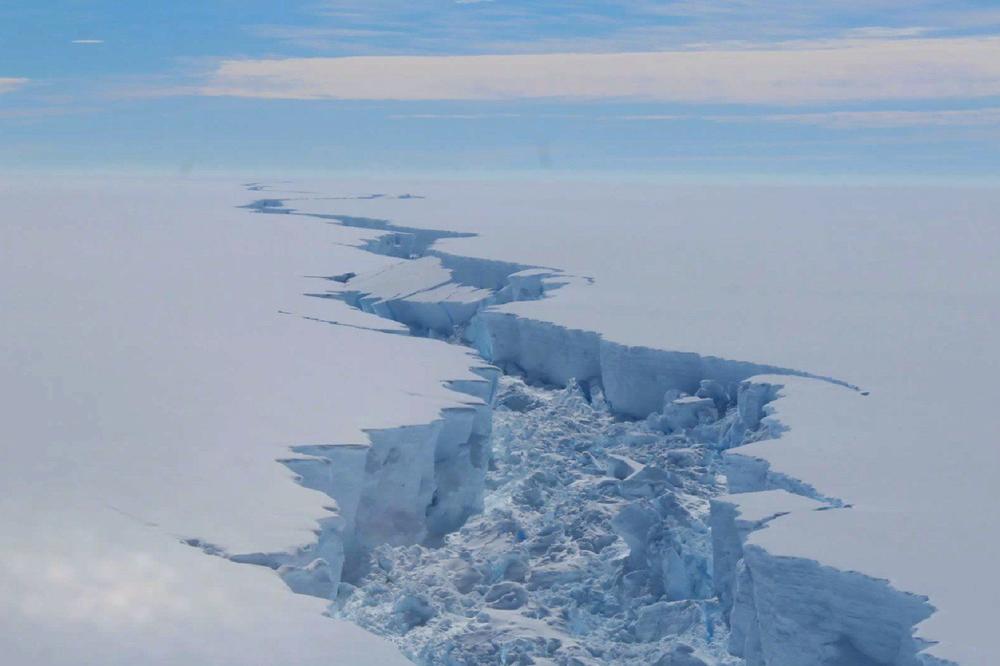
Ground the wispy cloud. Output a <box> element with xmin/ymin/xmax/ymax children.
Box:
<box><xmin>71</xmin><ymin>39</ymin><xmax>105</xmax><ymax>45</ymax></box>
<box><xmin>0</xmin><ymin>105</ymin><xmax>100</xmax><ymax>121</ymax></box>
<box><xmin>842</xmin><ymin>26</ymin><xmax>931</xmax><ymax>39</ymax></box>
<box><xmin>611</xmin><ymin>114</ymin><xmax>690</xmax><ymax>121</ymax></box>
<box><xmin>194</xmin><ymin>36</ymin><xmax>1000</xmax><ymax>105</ymax></box>
<box><xmin>246</xmin><ymin>25</ymin><xmax>403</xmax><ymax>52</ymax></box>
<box><xmin>758</xmin><ymin>108</ymin><xmax>1000</xmax><ymax>128</ymax></box>
<box><xmin>256</xmin><ymin>1</ymin><xmax>1000</xmax><ymax>56</ymax></box>
<box><xmin>389</xmin><ymin>113</ymin><xmax>524</xmax><ymax>119</ymax></box>
<box><xmin>388</xmin><ymin>109</ymin><xmax>1000</xmax><ymax>129</ymax></box>
<box><xmin>0</xmin><ymin>78</ymin><xmax>28</xmax><ymax>94</ymax></box>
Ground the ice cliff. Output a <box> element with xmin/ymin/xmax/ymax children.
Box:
<box><xmin>225</xmin><ymin>195</ymin><xmax>948</xmax><ymax>665</ymax></box>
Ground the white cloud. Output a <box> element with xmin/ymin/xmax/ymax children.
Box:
<box><xmin>71</xmin><ymin>39</ymin><xmax>104</xmax><ymax>45</ymax></box>
<box><xmin>614</xmin><ymin>114</ymin><xmax>689</xmax><ymax>121</ymax></box>
<box><xmin>389</xmin><ymin>113</ymin><xmax>523</xmax><ymax>119</ymax></box>
<box><xmin>843</xmin><ymin>26</ymin><xmax>932</xmax><ymax>39</ymax></box>
<box><xmin>196</xmin><ymin>36</ymin><xmax>1000</xmax><ymax>104</ymax></box>
<box><xmin>0</xmin><ymin>78</ymin><xmax>28</xmax><ymax>94</ymax></box>
<box><xmin>609</xmin><ymin>108</ymin><xmax>1000</xmax><ymax>128</ymax></box>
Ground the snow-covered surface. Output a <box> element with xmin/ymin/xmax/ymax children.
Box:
<box><xmin>0</xmin><ymin>176</ymin><xmax>481</xmax><ymax>665</ymax></box>
<box><xmin>267</xmin><ymin>178</ymin><xmax>1000</xmax><ymax>664</ymax></box>
<box><xmin>712</xmin><ymin>489</ymin><xmax>824</xmax><ymax>527</ymax></box>
<box><xmin>4</xmin><ymin>175</ymin><xmax>999</xmax><ymax>664</ymax></box>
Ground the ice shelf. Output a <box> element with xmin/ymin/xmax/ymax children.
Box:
<box><xmin>228</xmin><ymin>185</ymin><xmax>955</xmax><ymax>665</ymax></box>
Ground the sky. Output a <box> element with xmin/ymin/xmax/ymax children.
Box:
<box><xmin>2</xmin><ymin>0</ymin><xmax>1000</xmax><ymax>180</ymax></box>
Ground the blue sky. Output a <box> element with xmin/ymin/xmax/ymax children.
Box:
<box><xmin>3</xmin><ymin>1</ymin><xmax>1000</xmax><ymax>180</ymax></box>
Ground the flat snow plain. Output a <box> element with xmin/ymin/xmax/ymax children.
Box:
<box><xmin>280</xmin><ymin>177</ymin><xmax>1000</xmax><ymax>665</ymax></box>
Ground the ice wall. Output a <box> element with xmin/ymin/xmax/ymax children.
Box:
<box><xmin>737</xmin><ymin>544</ymin><xmax>935</xmax><ymax>666</ymax></box>
<box><xmin>233</xmin><ymin>365</ymin><xmax>499</xmax><ymax>595</ymax></box>
<box><xmin>709</xmin><ymin>383</ymin><xmax>946</xmax><ymax>666</ymax></box>
<box><xmin>465</xmin><ymin>309</ymin><xmax>798</xmax><ymax>420</ymax></box>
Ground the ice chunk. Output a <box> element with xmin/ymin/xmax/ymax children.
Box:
<box><xmin>394</xmin><ymin>593</ymin><xmax>436</xmax><ymax>630</ymax></box>
<box><xmin>634</xmin><ymin>601</ymin><xmax>701</xmax><ymax>641</ymax></box>
<box><xmin>655</xmin><ymin>643</ymin><xmax>709</xmax><ymax>666</ymax></box>
<box><xmin>484</xmin><ymin>582</ymin><xmax>529</xmax><ymax>610</ymax></box>
<box><xmin>659</xmin><ymin>396</ymin><xmax>719</xmax><ymax>433</ymax></box>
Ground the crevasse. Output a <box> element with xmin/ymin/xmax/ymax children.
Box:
<box><xmin>212</xmin><ymin>195</ymin><xmax>945</xmax><ymax>666</ymax></box>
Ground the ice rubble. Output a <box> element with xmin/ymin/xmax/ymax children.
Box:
<box><xmin>235</xmin><ymin>192</ymin><xmax>950</xmax><ymax>665</ymax></box>
<box><xmin>332</xmin><ymin>376</ymin><xmax>743</xmax><ymax>665</ymax></box>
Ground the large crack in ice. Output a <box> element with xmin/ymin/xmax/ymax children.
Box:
<box><xmin>194</xmin><ymin>189</ymin><xmax>944</xmax><ymax>666</ymax></box>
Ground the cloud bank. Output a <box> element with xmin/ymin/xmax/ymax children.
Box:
<box><xmin>197</xmin><ymin>36</ymin><xmax>1000</xmax><ymax>104</ymax></box>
